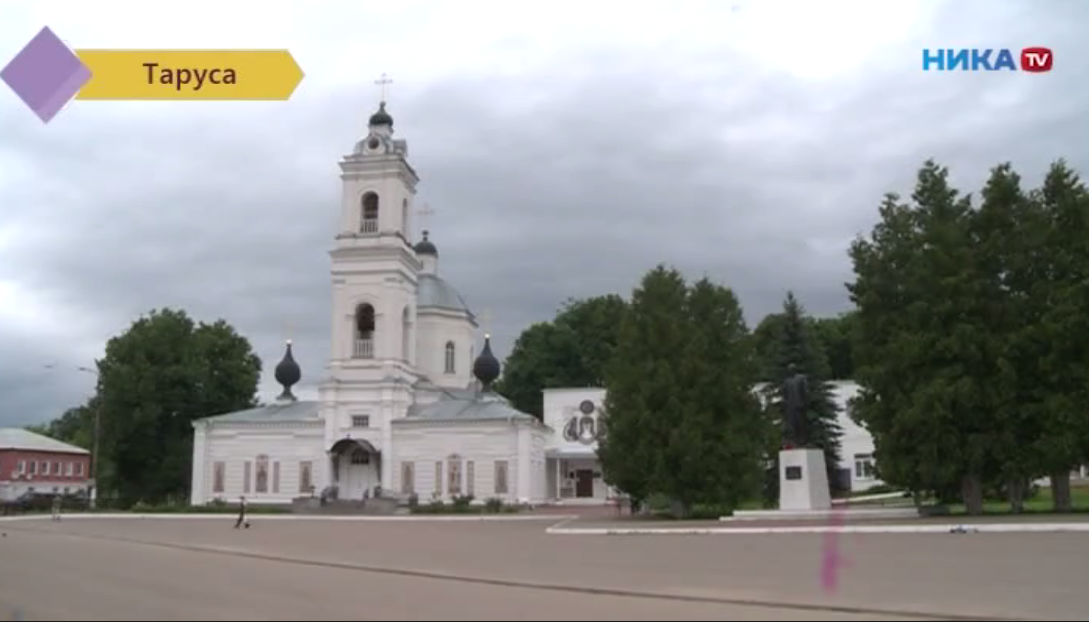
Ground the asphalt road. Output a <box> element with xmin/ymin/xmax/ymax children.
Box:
<box><xmin>2</xmin><ymin>517</ymin><xmax>1087</xmax><ymax>621</ymax></box>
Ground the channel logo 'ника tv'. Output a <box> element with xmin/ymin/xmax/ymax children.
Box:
<box><xmin>923</xmin><ymin>47</ymin><xmax>1053</xmax><ymax>72</ymax></box>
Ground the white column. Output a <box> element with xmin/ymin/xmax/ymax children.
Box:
<box><xmin>517</xmin><ymin>425</ymin><xmax>531</xmax><ymax>502</ymax></box>
<box><xmin>190</xmin><ymin>424</ymin><xmax>207</xmax><ymax>505</ymax></box>
<box><xmin>554</xmin><ymin>457</ymin><xmax>561</xmax><ymax>500</ymax></box>
<box><xmin>381</xmin><ymin>401</ymin><xmax>394</xmax><ymax>492</ymax></box>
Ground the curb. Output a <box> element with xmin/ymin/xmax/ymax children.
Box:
<box><xmin>546</xmin><ymin>522</ymin><xmax>1089</xmax><ymax>535</ymax></box>
<box><xmin>1</xmin><ymin>513</ymin><xmax>577</xmax><ymax>522</ymax></box>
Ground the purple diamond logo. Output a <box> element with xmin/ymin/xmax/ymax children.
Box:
<box><xmin>1</xmin><ymin>27</ymin><xmax>91</xmax><ymax>123</ymax></box>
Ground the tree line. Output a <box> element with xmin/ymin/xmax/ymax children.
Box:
<box><xmin>850</xmin><ymin>159</ymin><xmax>1089</xmax><ymax>513</ymax></box>
<box><xmin>499</xmin><ymin>158</ymin><xmax>1089</xmax><ymax>515</ymax></box>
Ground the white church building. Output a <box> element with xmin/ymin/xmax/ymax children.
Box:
<box><xmin>189</xmin><ymin>100</ymin><xmax>884</xmax><ymax>508</ymax></box>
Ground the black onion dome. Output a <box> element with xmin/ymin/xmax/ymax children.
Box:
<box><xmin>368</xmin><ymin>101</ymin><xmax>393</xmax><ymax>127</ymax></box>
<box><xmin>472</xmin><ymin>334</ymin><xmax>501</xmax><ymax>390</ymax></box>
<box><xmin>414</xmin><ymin>230</ymin><xmax>438</xmax><ymax>256</ymax></box>
<box><xmin>274</xmin><ymin>340</ymin><xmax>301</xmax><ymax>401</ymax></box>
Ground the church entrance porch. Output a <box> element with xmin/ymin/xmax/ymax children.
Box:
<box><xmin>547</xmin><ymin>453</ymin><xmax>615</xmax><ymax>505</ymax></box>
<box><xmin>329</xmin><ymin>438</ymin><xmax>381</xmax><ymax>500</ymax></box>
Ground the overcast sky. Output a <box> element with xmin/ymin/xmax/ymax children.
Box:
<box><xmin>1</xmin><ymin>0</ymin><xmax>1086</xmax><ymax>426</ymax></box>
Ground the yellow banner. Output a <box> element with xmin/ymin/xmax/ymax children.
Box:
<box><xmin>73</xmin><ymin>50</ymin><xmax>304</xmax><ymax>100</ymax></box>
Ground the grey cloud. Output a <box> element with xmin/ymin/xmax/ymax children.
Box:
<box><xmin>2</xmin><ymin>0</ymin><xmax>1088</xmax><ymax>425</ymax></box>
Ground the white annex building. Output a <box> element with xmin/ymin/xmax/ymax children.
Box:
<box><xmin>189</xmin><ymin>100</ymin><xmax>885</xmax><ymax>508</ymax></box>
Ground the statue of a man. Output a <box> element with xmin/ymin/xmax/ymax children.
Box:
<box><xmin>782</xmin><ymin>363</ymin><xmax>810</xmax><ymax>448</ymax></box>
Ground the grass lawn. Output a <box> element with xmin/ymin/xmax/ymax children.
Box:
<box><xmin>945</xmin><ymin>485</ymin><xmax>1089</xmax><ymax>514</ymax></box>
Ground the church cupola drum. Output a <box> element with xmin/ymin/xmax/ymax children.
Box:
<box><xmin>274</xmin><ymin>340</ymin><xmax>301</xmax><ymax>402</ymax></box>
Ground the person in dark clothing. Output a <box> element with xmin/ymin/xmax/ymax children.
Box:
<box><xmin>234</xmin><ymin>495</ymin><xmax>250</xmax><ymax>529</ymax></box>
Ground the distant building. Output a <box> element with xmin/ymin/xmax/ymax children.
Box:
<box><xmin>543</xmin><ymin>381</ymin><xmax>884</xmax><ymax>505</ymax></box>
<box><xmin>0</xmin><ymin>428</ymin><xmax>92</xmax><ymax>501</ymax></box>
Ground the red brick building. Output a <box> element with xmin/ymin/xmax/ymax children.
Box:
<box><xmin>0</xmin><ymin>428</ymin><xmax>92</xmax><ymax>501</ymax></box>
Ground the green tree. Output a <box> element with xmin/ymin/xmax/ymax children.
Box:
<box><xmin>599</xmin><ymin>266</ymin><xmax>765</xmax><ymax>515</ymax></box>
<box><xmin>27</xmin><ymin>403</ymin><xmax>95</xmax><ymax>449</ymax></box>
<box><xmin>753</xmin><ymin>312</ymin><xmax>857</xmax><ymax>381</ymax></box>
<box><xmin>971</xmin><ymin>163</ymin><xmax>1042</xmax><ymax>511</ymax></box>
<box><xmin>1033</xmin><ymin>161</ymin><xmax>1089</xmax><ymax>511</ymax></box>
<box><xmin>850</xmin><ymin>162</ymin><xmax>993</xmax><ymax>513</ymax></box>
<box><xmin>495</xmin><ymin>295</ymin><xmax>627</xmax><ymax>418</ymax></box>
<box><xmin>760</xmin><ymin>292</ymin><xmax>844</xmax><ymax>500</ymax></box>
<box><xmin>811</xmin><ymin>312</ymin><xmax>857</xmax><ymax>380</ymax></box>
<box><xmin>96</xmin><ymin>308</ymin><xmax>261</xmax><ymax>504</ymax></box>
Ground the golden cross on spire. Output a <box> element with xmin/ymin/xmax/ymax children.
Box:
<box><xmin>416</xmin><ymin>202</ymin><xmax>435</xmax><ymax>235</ymax></box>
<box><xmin>479</xmin><ymin>308</ymin><xmax>493</xmax><ymax>337</ymax></box>
<box><xmin>375</xmin><ymin>72</ymin><xmax>393</xmax><ymax>102</ymax></box>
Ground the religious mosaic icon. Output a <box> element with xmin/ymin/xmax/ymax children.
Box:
<box><xmin>563</xmin><ymin>400</ymin><xmax>606</xmax><ymax>445</ymax></box>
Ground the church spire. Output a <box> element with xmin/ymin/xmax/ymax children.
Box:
<box><xmin>368</xmin><ymin>73</ymin><xmax>394</xmax><ymax>128</ymax></box>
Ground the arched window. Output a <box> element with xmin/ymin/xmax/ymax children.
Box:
<box><xmin>361</xmin><ymin>192</ymin><xmax>379</xmax><ymax>234</ymax></box>
<box><xmin>444</xmin><ymin>341</ymin><xmax>456</xmax><ymax>374</ymax></box>
<box><xmin>402</xmin><ymin>306</ymin><xmax>412</xmax><ymax>362</ymax></box>
<box><xmin>354</xmin><ymin>303</ymin><xmax>375</xmax><ymax>359</ymax></box>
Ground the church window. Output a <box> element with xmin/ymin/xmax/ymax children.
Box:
<box><xmin>272</xmin><ymin>462</ymin><xmax>281</xmax><ymax>494</ymax></box>
<box><xmin>401</xmin><ymin>198</ymin><xmax>409</xmax><ymax>236</ymax></box>
<box><xmin>354</xmin><ymin>304</ymin><xmax>375</xmax><ymax>359</ymax></box>
<box><xmin>444</xmin><ymin>341</ymin><xmax>456</xmax><ymax>374</ymax></box>
<box><xmin>243</xmin><ymin>461</ymin><xmax>252</xmax><ymax>494</ymax></box>
<box><xmin>401</xmin><ymin>462</ymin><xmax>415</xmax><ymax>494</ymax></box>
<box><xmin>466</xmin><ymin>460</ymin><xmax>475</xmax><ymax>497</ymax></box>
<box><xmin>255</xmin><ymin>454</ymin><xmax>269</xmax><ymax>493</ymax></box>
<box><xmin>351</xmin><ymin>448</ymin><xmax>370</xmax><ymax>465</ymax></box>
<box><xmin>494</xmin><ymin>461</ymin><xmax>509</xmax><ymax>495</ymax></box>
<box><xmin>447</xmin><ymin>455</ymin><xmax>463</xmax><ymax>496</ymax></box>
<box><xmin>299</xmin><ymin>461</ymin><xmax>313</xmax><ymax>494</ymax></box>
<box><xmin>213</xmin><ymin>461</ymin><xmax>225</xmax><ymax>493</ymax></box>
<box><xmin>360</xmin><ymin>192</ymin><xmax>379</xmax><ymax>234</ymax></box>
<box><xmin>352</xmin><ymin>415</ymin><xmax>370</xmax><ymax>428</ymax></box>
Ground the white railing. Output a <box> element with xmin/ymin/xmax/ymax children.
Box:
<box><xmin>353</xmin><ymin>338</ymin><xmax>374</xmax><ymax>359</ymax></box>
<box><xmin>360</xmin><ymin>219</ymin><xmax>378</xmax><ymax>234</ymax></box>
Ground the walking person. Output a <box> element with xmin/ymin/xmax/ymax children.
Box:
<box><xmin>51</xmin><ymin>495</ymin><xmax>62</xmax><ymax>522</ymax></box>
<box><xmin>234</xmin><ymin>495</ymin><xmax>250</xmax><ymax>529</ymax></box>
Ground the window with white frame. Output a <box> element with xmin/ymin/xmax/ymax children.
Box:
<box><xmin>351</xmin><ymin>415</ymin><xmax>370</xmax><ymax>428</ymax></box>
<box><xmin>42</xmin><ymin>461</ymin><xmax>51</xmax><ymax>476</ymax></box>
<box><xmin>854</xmin><ymin>453</ymin><xmax>875</xmax><ymax>480</ymax></box>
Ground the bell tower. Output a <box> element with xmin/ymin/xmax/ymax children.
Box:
<box><xmin>321</xmin><ymin>76</ymin><xmax>422</xmax><ymax>496</ymax></box>
<box><xmin>328</xmin><ymin>78</ymin><xmax>420</xmax><ymax>374</ymax></box>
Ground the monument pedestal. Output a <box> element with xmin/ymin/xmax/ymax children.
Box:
<box><xmin>778</xmin><ymin>448</ymin><xmax>831</xmax><ymax>511</ymax></box>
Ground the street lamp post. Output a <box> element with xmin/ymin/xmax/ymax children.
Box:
<box><xmin>76</xmin><ymin>366</ymin><xmax>101</xmax><ymax>509</ymax></box>
<box><xmin>45</xmin><ymin>363</ymin><xmax>101</xmax><ymax>508</ymax></box>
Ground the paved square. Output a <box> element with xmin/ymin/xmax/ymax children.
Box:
<box><xmin>1</xmin><ymin>517</ymin><xmax>1087</xmax><ymax>620</ymax></box>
